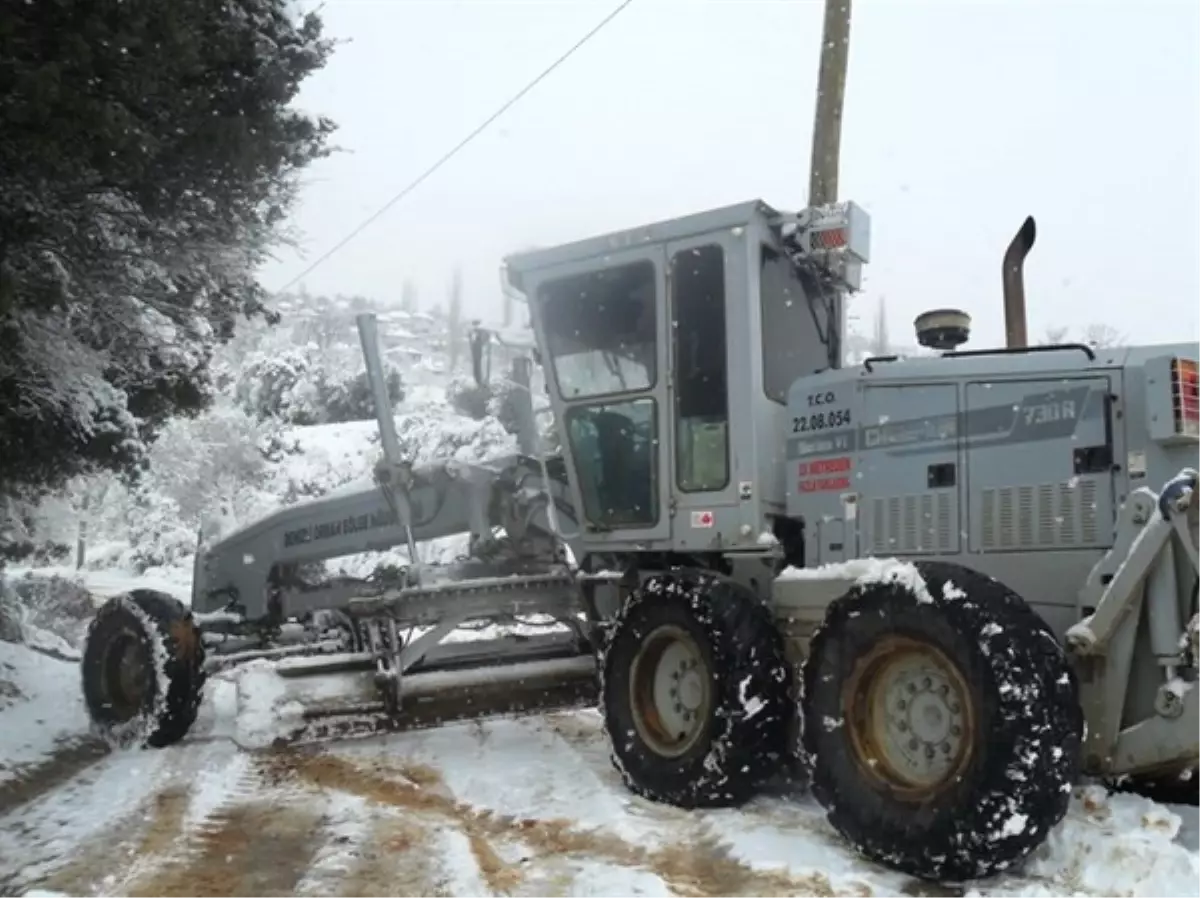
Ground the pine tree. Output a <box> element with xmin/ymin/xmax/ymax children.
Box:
<box><xmin>0</xmin><ymin>0</ymin><xmax>336</xmax><ymax>505</ymax></box>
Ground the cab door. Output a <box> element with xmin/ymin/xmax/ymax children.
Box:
<box><xmin>665</xmin><ymin>235</ymin><xmax>742</xmax><ymax>550</ymax></box>
<box><xmin>523</xmin><ymin>246</ymin><xmax>673</xmax><ymax>547</ymax></box>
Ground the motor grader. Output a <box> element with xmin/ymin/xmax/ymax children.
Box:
<box><xmin>79</xmin><ymin>196</ymin><xmax>1199</xmax><ymax>883</ymax></box>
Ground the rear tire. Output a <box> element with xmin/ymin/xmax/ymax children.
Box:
<box><xmin>601</xmin><ymin>569</ymin><xmax>792</xmax><ymax>808</ymax></box>
<box><xmin>81</xmin><ymin>590</ymin><xmax>205</xmax><ymax>749</ymax></box>
<box><xmin>802</xmin><ymin>561</ymin><xmax>1082</xmax><ymax>883</ymax></box>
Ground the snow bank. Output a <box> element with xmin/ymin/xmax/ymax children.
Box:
<box><xmin>0</xmin><ymin>641</ymin><xmax>90</xmax><ymax>787</ymax></box>
<box><xmin>964</xmin><ymin>786</ymin><xmax>1200</xmax><ymax>896</ymax></box>
<box><xmin>0</xmin><ymin>573</ymin><xmax>98</xmax><ymax>656</ymax></box>
<box><xmin>230</xmin><ymin>659</ymin><xmax>308</xmax><ymax>749</ymax></box>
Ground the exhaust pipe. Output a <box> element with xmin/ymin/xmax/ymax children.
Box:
<box><xmin>1002</xmin><ymin>216</ymin><xmax>1036</xmax><ymax>348</ymax></box>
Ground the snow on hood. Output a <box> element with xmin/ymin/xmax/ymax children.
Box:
<box><xmin>776</xmin><ymin>557</ymin><xmax>933</xmax><ymax>602</ymax></box>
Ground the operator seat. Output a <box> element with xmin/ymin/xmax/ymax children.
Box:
<box><xmin>592</xmin><ymin>409</ymin><xmax>652</xmax><ymax>526</ymax></box>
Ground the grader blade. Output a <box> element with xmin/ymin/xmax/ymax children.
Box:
<box><xmin>275</xmin><ymin>654</ymin><xmax>598</xmax><ymax>746</ymax></box>
<box><xmin>253</xmin><ymin>650</ymin><xmax>597</xmax><ymax>747</ymax></box>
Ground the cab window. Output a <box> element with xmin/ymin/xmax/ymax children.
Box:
<box><xmin>539</xmin><ymin>261</ymin><xmax>657</xmax><ymax>399</ymax></box>
<box><xmin>672</xmin><ymin>244</ymin><xmax>729</xmax><ymax>492</ymax></box>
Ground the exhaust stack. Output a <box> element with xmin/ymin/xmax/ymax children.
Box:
<box><xmin>1002</xmin><ymin>216</ymin><xmax>1037</xmax><ymax>348</ymax></box>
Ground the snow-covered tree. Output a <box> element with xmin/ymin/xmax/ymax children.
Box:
<box><xmin>237</xmin><ymin>349</ymin><xmax>322</xmax><ymax>425</ymax></box>
<box><xmin>1040</xmin><ymin>323</ymin><xmax>1124</xmax><ymax>348</ymax></box>
<box><xmin>0</xmin><ymin>0</ymin><xmax>336</xmax><ymax>511</ymax></box>
<box><xmin>235</xmin><ymin>345</ymin><xmax>405</xmax><ymax>426</ymax></box>
<box><xmin>1081</xmin><ymin>322</ymin><xmax>1123</xmax><ymax>348</ymax></box>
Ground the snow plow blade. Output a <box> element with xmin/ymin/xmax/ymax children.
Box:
<box><xmin>236</xmin><ymin>631</ymin><xmax>598</xmax><ymax>747</ymax></box>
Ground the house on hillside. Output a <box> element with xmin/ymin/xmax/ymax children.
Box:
<box><xmin>376</xmin><ymin>310</ymin><xmax>426</xmax><ymax>366</ymax></box>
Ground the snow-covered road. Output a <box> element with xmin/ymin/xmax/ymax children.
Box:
<box><xmin>1</xmin><ymin>636</ymin><xmax>1198</xmax><ymax>898</ymax></box>
<box><xmin>2</xmin><ymin>562</ymin><xmax>1199</xmax><ymax>897</ymax></box>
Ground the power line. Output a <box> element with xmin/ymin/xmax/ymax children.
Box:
<box><xmin>277</xmin><ymin>0</ymin><xmax>637</xmax><ymax>294</ymax></box>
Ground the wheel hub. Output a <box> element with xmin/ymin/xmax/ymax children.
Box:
<box><xmin>679</xmin><ymin>668</ymin><xmax>704</xmax><ymax>712</ymax></box>
<box><xmin>630</xmin><ymin>625</ymin><xmax>712</xmax><ymax>758</ymax></box>
<box><xmin>845</xmin><ymin>636</ymin><xmax>975</xmax><ymax>797</ymax></box>
<box><xmin>880</xmin><ymin>662</ymin><xmax>964</xmax><ymax>783</ymax></box>
<box><xmin>103</xmin><ymin>631</ymin><xmax>150</xmax><ymax>720</ymax></box>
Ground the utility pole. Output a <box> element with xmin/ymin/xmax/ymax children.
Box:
<box><xmin>809</xmin><ymin>0</ymin><xmax>852</xmax><ymax>207</ymax></box>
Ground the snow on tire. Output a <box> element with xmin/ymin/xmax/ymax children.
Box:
<box><xmin>601</xmin><ymin>569</ymin><xmax>792</xmax><ymax>808</ymax></box>
<box><xmin>801</xmin><ymin>560</ymin><xmax>1083</xmax><ymax>883</ymax></box>
<box><xmin>81</xmin><ymin>590</ymin><xmax>206</xmax><ymax>749</ymax></box>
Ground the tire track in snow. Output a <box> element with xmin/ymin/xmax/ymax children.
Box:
<box><xmin>1</xmin><ymin>673</ymin><xmax>281</xmax><ymax>895</ymax></box>
<box><xmin>0</xmin><ymin>736</ymin><xmax>241</xmax><ymax>894</ymax></box>
<box><xmin>0</xmin><ymin>736</ymin><xmax>109</xmax><ymax>815</ymax></box>
<box><xmin>331</xmin><ymin>814</ymin><xmax>444</xmax><ymax>897</ymax></box>
<box><xmin>122</xmin><ymin>750</ymin><xmax>326</xmax><ymax>897</ymax></box>
<box><xmin>6</xmin><ymin>669</ymin><xmax>250</xmax><ymax>891</ymax></box>
<box><xmin>127</xmin><ymin>800</ymin><xmax>325</xmax><ymax>897</ymax></box>
<box><xmin>0</xmin><ymin>748</ymin><xmax>177</xmax><ymax>894</ymax></box>
<box><xmin>32</xmin><ymin>740</ymin><xmax>248</xmax><ymax>895</ymax></box>
<box><xmin>288</xmin><ymin>793</ymin><xmax>431</xmax><ymax>898</ymax></box>
<box><xmin>264</xmin><ymin>749</ymin><xmax>522</xmax><ymax>895</ymax></box>
<box><xmin>539</xmin><ymin>711</ymin><xmax>880</xmax><ymax>895</ymax></box>
<box><xmin>289</xmin><ymin>792</ymin><xmax>374</xmax><ymax>896</ymax></box>
<box><xmin>270</xmin><ymin>746</ymin><xmax>849</xmax><ymax>897</ymax></box>
<box><xmin>35</xmin><ymin>783</ymin><xmax>194</xmax><ymax>897</ymax></box>
<box><xmin>105</xmin><ymin>748</ymin><xmax>255</xmax><ymax>894</ymax></box>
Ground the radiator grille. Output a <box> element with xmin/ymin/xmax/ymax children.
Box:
<box><xmin>978</xmin><ymin>478</ymin><xmax>1103</xmax><ymax>550</ymax></box>
<box><xmin>871</xmin><ymin>493</ymin><xmax>955</xmax><ymax>554</ymax></box>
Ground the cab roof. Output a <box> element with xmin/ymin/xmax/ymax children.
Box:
<box><xmin>502</xmin><ymin>199</ymin><xmax>784</xmax><ymax>286</ymax></box>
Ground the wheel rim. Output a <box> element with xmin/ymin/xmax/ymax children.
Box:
<box><xmin>843</xmin><ymin>635</ymin><xmax>975</xmax><ymax>798</ymax></box>
<box><xmin>628</xmin><ymin>624</ymin><xmax>712</xmax><ymax>758</ymax></box>
<box><xmin>102</xmin><ymin>631</ymin><xmax>151</xmax><ymax>721</ymax></box>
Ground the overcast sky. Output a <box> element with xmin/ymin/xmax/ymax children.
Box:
<box><xmin>261</xmin><ymin>0</ymin><xmax>1200</xmax><ymax>348</ymax></box>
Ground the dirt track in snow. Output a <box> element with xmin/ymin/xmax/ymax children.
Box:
<box><xmin>0</xmin><ymin>698</ymin><xmax>949</xmax><ymax>898</ymax></box>
<box><xmin>0</xmin><ymin>737</ymin><xmax>108</xmax><ymax>817</ymax></box>
<box><xmin>1</xmin><ymin>685</ymin><xmax>1196</xmax><ymax>898</ymax></box>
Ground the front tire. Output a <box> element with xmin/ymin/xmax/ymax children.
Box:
<box><xmin>601</xmin><ymin>569</ymin><xmax>792</xmax><ymax>808</ymax></box>
<box><xmin>81</xmin><ymin>590</ymin><xmax>205</xmax><ymax>749</ymax></box>
<box><xmin>802</xmin><ymin>561</ymin><xmax>1082</xmax><ymax>883</ymax></box>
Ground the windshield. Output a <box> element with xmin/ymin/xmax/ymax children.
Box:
<box><xmin>538</xmin><ymin>260</ymin><xmax>657</xmax><ymax>399</ymax></box>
